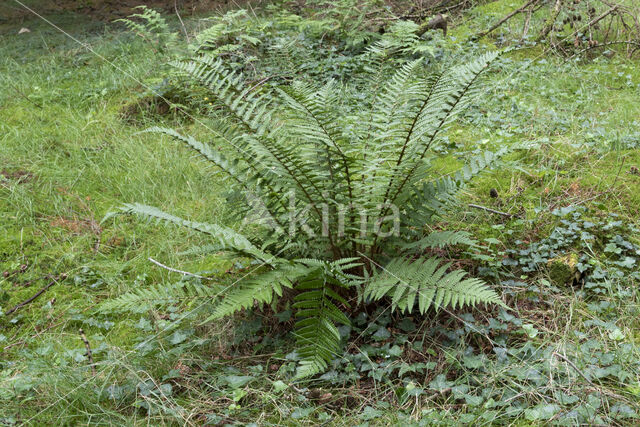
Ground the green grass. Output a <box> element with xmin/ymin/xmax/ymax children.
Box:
<box><xmin>2</xmin><ymin>3</ymin><xmax>640</xmax><ymax>424</ymax></box>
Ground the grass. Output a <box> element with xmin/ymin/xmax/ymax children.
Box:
<box><xmin>2</xmin><ymin>2</ymin><xmax>640</xmax><ymax>424</ymax></box>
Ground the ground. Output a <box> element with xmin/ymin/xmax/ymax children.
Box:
<box><xmin>1</xmin><ymin>1</ymin><xmax>640</xmax><ymax>425</ymax></box>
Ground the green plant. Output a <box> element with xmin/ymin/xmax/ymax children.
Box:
<box><xmin>116</xmin><ymin>6</ymin><xmax>178</xmax><ymax>53</ymax></box>
<box><xmin>194</xmin><ymin>9</ymin><xmax>262</xmax><ymax>56</ymax></box>
<box><xmin>106</xmin><ymin>52</ymin><xmax>507</xmax><ymax>378</ymax></box>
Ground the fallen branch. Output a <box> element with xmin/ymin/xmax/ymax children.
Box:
<box><xmin>79</xmin><ymin>328</ymin><xmax>96</xmax><ymax>375</ymax></box>
<box><xmin>477</xmin><ymin>0</ymin><xmax>539</xmax><ymax>38</ymax></box>
<box><xmin>468</xmin><ymin>204</ymin><xmax>516</xmax><ymax>218</ymax></box>
<box><xmin>416</xmin><ymin>14</ymin><xmax>448</xmax><ymax>37</ymax></box>
<box><xmin>4</xmin><ymin>274</ymin><xmax>67</xmax><ymax>315</ymax></box>
<box><xmin>567</xmin><ymin>40</ymin><xmax>640</xmax><ymax>59</ymax></box>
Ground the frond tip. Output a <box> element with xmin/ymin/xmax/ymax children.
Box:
<box><xmin>105</xmin><ymin>203</ymin><xmax>273</xmax><ymax>264</ymax></box>
<box><xmin>364</xmin><ymin>257</ymin><xmax>505</xmax><ymax>314</ymax></box>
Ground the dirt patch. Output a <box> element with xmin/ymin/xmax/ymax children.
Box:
<box><xmin>1</xmin><ymin>0</ymin><xmax>266</xmax><ymax>22</ymax></box>
<box><xmin>0</xmin><ymin>169</ymin><xmax>34</xmax><ymax>184</ymax></box>
<box><xmin>49</xmin><ymin>216</ymin><xmax>101</xmax><ymax>236</ymax></box>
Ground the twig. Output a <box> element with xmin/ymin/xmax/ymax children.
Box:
<box><xmin>245</xmin><ymin>76</ymin><xmax>274</xmax><ymax>95</ymax></box>
<box><xmin>468</xmin><ymin>204</ymin><xmax>516</xmax><ymax>218</ymax></box>
<box><xmin>477</xmin><ymin>0</ymin><xmax>538</xmax><ymax>38</ymax></box>
<box><xmin>573</xmin><ymin>5</ymin><xmax>619</xmax><ymax>42</ymax></box>
<box><xmin>79</xmin><ymin>328</ymin><xmax>96</xmax><ymax>375</ymax></box>
<box><xmin>148</xmin><ymin>257</ymin><xmax>207</xmax><ymax>279</ymax></box>
<box><xmin>4</xmin><ymin>274</ymin><xmax>67</xmax><ymax>315</ymax></box>
<box><xmin>567</xmin><ymin>40</ymin><xmax>640</xmax><ymax>59</ymax></box>
<box><xmin>174</xmin><ymin>0</ymin><xmax>189</xmax><ymax>44</ymax></box>
<box><xmin>6</xmin><ymin>80</ymin><xmax>42</xmax><ymax>109</ymax></box>
<box><xmin>553</xmin><ymin>352</ymin><xmax>596</xmax><ymax>387</ymax></box>
<box><xmin>538</xmin><ymin>0</ymin><xmax>562</xmax><ymax>41</ymax></box>
<box><xmin>521</xmin><ymin>0</ymin><xmax>538</xmax><ymax>39</ymax></box>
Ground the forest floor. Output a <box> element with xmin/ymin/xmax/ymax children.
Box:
<box><xmin>2</xmin><ymin>0</ymin><xmax>640</xmax><ymax>425</ymax></box>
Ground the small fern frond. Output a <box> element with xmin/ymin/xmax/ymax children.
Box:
<box><xmin>365</xmin><ymin>257</ymin><xmax>505</xmax><ymax>314</ymax></box>
<box><xmin>400</xmin><ymin>231</ymin><xmax>478</xmax><ymax>252</ymax></box>
<box><xmin>116</xmin><ymin>6</ymin><xmax>177</xmax><ymax>51</ymax></box>
<box><xmin>108</xmin><ymin>203</ymin><xmax>273</xmax><ymax>263</ymax></box>
<box><xmin>97</xmin><ymin>280</ymin><xmax>218</xmax><ymax>314</ymax></box>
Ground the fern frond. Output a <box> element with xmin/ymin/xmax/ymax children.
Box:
<box><xmin>386</xmin><ymin>52</ymin><xmax>501</xmax><ymax>207</ymax></box>
<box><xmin>109</xmin><ymin>203</ymin><xmax>273</xmax><ymax>263</ymax></box>
<box><xmin>400</xmin><ymin>231</ymin><xmax>477</xmax><ymax>252</ymax></box>
<box><xmin>97</xmin><ymin>280</ymin><xmax>218</xmax><ymax>313</ymax></box>
<box><xmin>292</xmin><ymin>266</ymin><xmax>350</xmax><ymax>379</ymax></box>
<box><xmin>401</xmin><ymin>148</ymin><xmax>507</xmax><ymax>229</ymax></box>
<box><xmin>206</xmin><ymin>263</ymin><xmax>313</xmax><ymax>321</ymax></box>
<box><xmin>172</xmin><ymin>57</ymin><xmax>332</xmax><ymax>214</ymax></box>
<box><xmin>365</xmin><ymin>257</ymin><xmax>504</xmax><ymax>314</ymax></box>
<box><xmin>116</xmin><ymin>6</ymin><xmax>177</xmax><ymax>50</ymax></box>
<box><xmin>141</xmin><ymin>127</ymin><xmax>245</xmax><ymax>184</ymax></box>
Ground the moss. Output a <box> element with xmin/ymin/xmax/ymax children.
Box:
<box><xmin>547</xmin><ymin>253</ymin><xmax>579</xmax><ymax>285</ymax></box>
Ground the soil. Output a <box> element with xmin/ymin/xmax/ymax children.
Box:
<box><xmin>0</xmin><ymin>0</ymin><xmax>268</xmax><ymax>22</ymax></box>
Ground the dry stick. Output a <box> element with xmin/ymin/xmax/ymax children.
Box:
<box><xmin>580</xmin><ymin>5</ymin><xmax>620</xmax><ymax>38</ymax></box>
<box><xmin>79</xmin><ymin>328</ymin><xmax>96</xmax><ymax>376</ymax></box>
<box><xmin>568</xmin><ymin>40</ymin><xmax>640</xmax><ymax>59</ymax></box>
<box><xmin>174</xmin><ymin>0</ymin><xmax>189</xmax><ymax>44</ymax></box>
<box><xmin>6</xmin><ymin>79</ymin><xmax>43</xmax><ymax>109</ymax></box>
<box><xmin>477</xmin><ymin>0</ymin><xmax>539</xmax><ymax>38</ymax></box>
<box><xmin>4</xmin><ymin>274</ymin><xmax>67</xmax><ymax>315</ymax></box>
<box><xmin>468</xmin><ymin>203</ymin><xmax>516</xmax><ymax>218</ymax></box>
<box><xmin>538</xmin><ymin>0</ymin><xmax>563</xmax><ymax>41</ymax></box>
<box><xmin>522</xmin><ymin>3</ymin><xmax>534</xmax><ymax>39</ymax></box>
<box><xmin>148</xmin><ymin>257</ymin><xmax>207</xmax><ymax>279</ymax></box>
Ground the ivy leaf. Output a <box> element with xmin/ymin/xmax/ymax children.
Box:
<box><xmin>525</xmin><ymin>404</ymin><xmax>560</xmax><ymax>421</ymax></box>
<box><xmin>224</xmin><ymin>375</ymin><xmax>254</xmax><ymax>389</ymax></box>
<box><xmin>398</xmin><ymin>318</ymin><xmax>416</xmax><ymax>332</ymax></box>
<box><xmin>359</xmin><ymin>406</ymin><xmax>383</xmax><ymax>421</ymax></box>
<box><xmin>608</xmin><ymin>328</ymin><xmax>625</xmax><ymax>341</ymax></box>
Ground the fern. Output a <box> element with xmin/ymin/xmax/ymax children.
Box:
<box><xmin>400</xmin><ymin>231</ymin><xmax>478</xmax><ymax>252</ymax></box>
<box><xmin>108</xmin><ymin>203</ymin><xmax>273</xmax><ymax>264</ymax></box>
<box><xmin>293</xmin><ymin>263</ymin><xmax>351</xmax><ymax>378</ymax></box>
<box><xmin>205</xmin><ymin>263</ymin><xmax>313</xmax><ymax>321</ymax></box>
<box><xmin>98</xmin><ymin>279</ymin><xmax>219</xmax><ymax>314</ymax></box>
<box><xmin>364</xmin><ymin>258</ymin><xmax>506</xmax><ymax>314</ymax></box>
<box><xmin>107</xmin><ymin>49</ymin><xmax>511</xmax><ymax>378</ymax></box>
<box><xmin>116</xmin><ymin>6</ymin><xmax>177</xmax><ymax>52</ymax></box>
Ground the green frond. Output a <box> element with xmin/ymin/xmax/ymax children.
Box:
<box><xmin>205</xmin><ymin>263</ymin><xmax>313</xmax><ymax>321</ymax></box>
<box><xmin>454</xmin><ymin>147</ymin><xmax>508</xmax><ymax>185</ymax></box>
<box><xmin>141</xmin><ymin>127</ymin><xmax>248</xmax><ymax>185</ymax></box>
<box><xmin>401</xmin><ymin>148</ymin><xmax>507</xmax><ymax>229</ymax></box>
<box><xmin>116</xmin><ymin>6</ymin><xmax>177</xmax><ymax>50</ymax></box>
<box><xmin>172</xmin><ymin>57</ymin><xmax>331</xmax><ymax>212</ymax></box>
<box><xmin>108</xmin><ymin>203</ymin><xmax>273</xmax><ymax>263</ymax></box>
<box><xmin>400</xmin><ymin>231</ymin><xmax>478</xmax><ymax>252</ymax></box>
<box><xmin>385</xmin><ymin>52</ymin><xmax>501</xmax><ymax>207</ymax></box>
<box><xmin>292</xmin><ymin>266</ymin><xmax>350</xmax><ymax>379</ymax></box>
<box><xmin>97</xmin><ymin>280</ymin><xmax>218</xmax><ymax>314</ymax></box>
<box><xmin>364</xmin><ymin>257</ymin><xmax>505</xmax><ymax>314</ymax></box>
